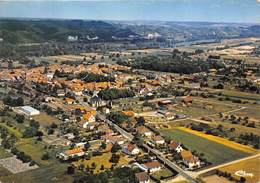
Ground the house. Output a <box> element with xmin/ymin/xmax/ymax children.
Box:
<box><xmin>157</xmin><ymin>110</ymin><xmax>175</xmax><ymax>120</ymax></box>
<box><xmin>142</xmin><ymin>161</ymin><xmax>161</xmax><ymax>172</ymax></box>
<box><xmin>56</xmin><ymin>89</ymin><xmax>66</xmax><ymax>97</ymax></box>
<box><xmin>181</xmin><ymin>150</ymin><xmax>200</xmax><ymax>169</ymax></box>
<box><xmin>80</xmin><ymin>111</ymin><xmax>96</xmax><ymax>129</ymax></box>
<box><xmin>136</xmin><ymin>126</ymin><xmax>152</xmax><ymax>137</ymax></box>
<box><xmin>123</xmin><ymin>111</ymin><xmax>136</xmax><ymax>117</ymax></box>
<box><xmin>19</xmin><ymin>106</ymin><xmax>40</xmax><ymax>116</ymax></box>
<box><xmin>182</xmin><ymin>96</ymin><xmax>193</xmax><ymax>105</ymax></box>
<box><xmin>65</xmin><ymin>98</ymin><xmax>75</xmax><ymax>105</ymax></box>
<box><xmin>123</xmin><ymin>143</ymin><xmax>140</xmax><ymax>155</ymax></box>
<box><xmin>101</xmin><ymin>135</ymin><xmax>126</xmax><ymax>145</ymax></box>
<box><xmin>135</xmin><ymin>172</ymin><xmax>150</xmax><ymax>183</ymax></box>
<box><xmin>168</xmin><ymin>140</ymin><xmax>183</xmax><ymax>153</ymax></box>
<box><xmin>89</xmin><ymin>94</ymin><xmax>105</xmax><ymax>108</ymax></box>
<box><xmin>151</xmin><ymin>135</ymin><xmax>165</xmax><ymax>145</ymax></box>
<box><xmin>57</xmin><ymin>147</ymin><xmax>85</xmax><ymax>161</ymax></box>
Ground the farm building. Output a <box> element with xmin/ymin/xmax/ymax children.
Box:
<box><xmin>20</xmin><ymin>106</ymin><xmax>40</xmax><ymax>116</ymax></box>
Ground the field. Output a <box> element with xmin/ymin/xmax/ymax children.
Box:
<box><xmin>161</xmin><ymin>128</ymin><xmax>250</xmax><ymax>165</ymax></box>
<box><xmin>0</xmin><ymin>147</ymin><xmax>12</xmax><ymax>159</ymax></box>
<box><xmin>214</xmin><ymin>90</ymin><xmax>260</xmax><ymax>102</ymax></box>
<box><xmin>177</xmin><ymin>100</ymin><xmax>235</xmax><ymax>118</ymax></box>
<box><xmin>177</xmin><ymin>127</ymin><xmax>258</xmax><ymax>154</ymax></box>
<box><xmin>33</xmin><ymin>113</ymin><xmax>62</xmax><ymax>127</ymax></box>
<box><xmin>202</xmin><ymin>175</ymin><xmax>232</xmax><ymax>183</ymax></box>
<box><xmin>73</xmin><ymin>152</ymin><xmax>132</xmax><ymax>174</ymax></box>
<box><xmin>0</xmin><ymin>165</ymin><xmax>11</xmax><ymax>177</ymax></box>
<box><xmin>16</xmin><ymin>138</ymin><xmax>54</xmax><ymax>166</ymax></box>
<box><xmin>219</xmin><ymin>156</ymin><xmax>260</xmax><ymax>183</ymax></box>
<box><xmin>152</xmin><ymin>168</ymin><xmax>174</xmax><ymax>180</ymax></box>
<box><xmin>0</xmin><ymin>162</ymin><xmax>72</xmax><ymax>183</ymax></box>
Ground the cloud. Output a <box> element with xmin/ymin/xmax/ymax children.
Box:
<box><xmin>257</xmin><ymin>0</ymin><xmax>260</xmax><ymax>3</ymax></box>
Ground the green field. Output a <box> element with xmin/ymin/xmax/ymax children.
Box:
<box><xmin>161</xmin><ymin>129</ymin><xmax>249</xmax><ymax>165</ymax></box>
<box><xmin>0</xmin><ymin>147</ymin><xmax>12</xmax><ymax>159</ymax></box>
<box><xmin>0</xmin><ymin>165</ymin><xmax>11</xmax><ymax>177</ymax></box>
<box><xmin>0</xmin><ymin>162</ymin><xmax>72</xmax><ymax>183</ymax></box>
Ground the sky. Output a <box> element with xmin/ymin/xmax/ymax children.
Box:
<box><xmin>0</xmin><ymin>0</ymin><xmax>259</xmax><ymax>23</ymax></box>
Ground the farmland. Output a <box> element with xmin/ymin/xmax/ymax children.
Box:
<box><xmin>219</xmin><ymin>156</ymin><xmax>260</xmax><ymax>183</ymax></box>
<box><xmin>161</xmin><ymin>128</ymin><xmax>250</xmax><ymax>165</ymax></box>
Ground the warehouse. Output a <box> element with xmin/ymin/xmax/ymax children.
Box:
<box><xmin>19</xmin><ymin>106</ymin><xmax>40</xmax><ymax>116</ymax></box>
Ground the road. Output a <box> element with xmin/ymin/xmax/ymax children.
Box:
<box><xmin>97</xmin><ymin>111</ymin><xmax>199</xmax><ymax>183</ymax></box>
<box><xmin>97</xmin><ymin>113</ymin><xmax>134</xmax><ymax>141</ymax></box>
<box><xmin>142</xmin><ymin>144</ymin><xmax>199</xmax><ymax>183</ymax></box>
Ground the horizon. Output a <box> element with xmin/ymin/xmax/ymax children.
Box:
<box><xmin>0</xmin><ymin>0</ymin><xmax>259</xmax><ymax>23</ymax></box>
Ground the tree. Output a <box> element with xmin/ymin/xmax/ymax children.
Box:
<box><xmin>111</xmin><ymin>143</ymin><xmax>121</xmax><ymax>153</ymax></box>
<box><xmin>15</xmin><ymin>114</ymin><xmax>25</xmax><ymax>123</ymax></box>
<box><xmin>101</xmin><ymin>142</ymin><xmax>107</xmax><ymax>150</ymax></box>
<box><xmin>84</xmin><ymin>142</ymin><xmax>91</xmax><ymax>151</ymax></box>
<box><xmin>41</xmin><ymin>152</ymin><xmax>50</xmax><ymax>160</ymax></box>
<box><xmin>91</xmin><ymin>162</ymin><xmax>96</xmax><ymax>169</ymax></box>
<box><xmin>110</xmin><ymin>153</ymin><xmax>120</xmax><ymax>164</ymax></box>
<box><xmin>67</xmin><ymin>166</ymin><xmax>75</xmax><ymax>174</ymax></box>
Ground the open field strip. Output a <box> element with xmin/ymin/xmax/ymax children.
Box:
<box><xmin>176</xmin><ymin>127</ymin><xmax>258</xmax><ymax>154</ymax></box>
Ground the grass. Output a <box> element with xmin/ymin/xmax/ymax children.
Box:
<box><xmin>16</xmin><ymin>138</ymin><xmax>52</xmax><ymax>166</ymax></box>
<box><xmin>73</xmin><ymin>152</ymin><xmax>132</xmax><ymax>174</ymax></box>
<box><xmin>217</xmin><ymin>90</ymin><xmax>260</xmax><ymax>101</ymax></box>
<box><xmin>0</xmin><ymin>165</ymin><xmax>12</xmax><ymax>177</ymax></box>
<box><xmin>0</xmin><ymin>147</ymin><xmax>12</xmax><ymax>159</ymax></box>
<box><xmin>152</xmin><ymin>168</ymin><xmax>174</xmax><ymax>180</ymax></box>
<box><xmin>0</xmin><ymin>123</ymin><xmax>23</xmax><ymax>138</ymax></box>
<box><xmin>161</xmin><ymin>128</ymin><xmax>250</xmax><ymax>165</ymax></box>
<box><xmin>178</xmin><ymin>101</ymin><xmax>235</xmax><ymax>118</ymax></box>
<box><xmin>220</xmin><ymin>156</ymin><xmax>260</xmax><ymax>183</ymax></box>
<box><xmin>0</xmin><ymin>162</ymin><xmax>72</xmax><ymax>183</ymax></box>
<box><xmin>32</xmin><ymin>113</ymin><xmax>61</xmax><ymax>127</ymax></box>
<box><xmin>177</xmin><ymin>127</ymin><xmax>258</xmax><ymax>154</ymax></box>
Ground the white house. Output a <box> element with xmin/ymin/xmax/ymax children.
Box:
<box><xmin>123</xmin><ymin>144</ymin><xmax>140</xmax><ymax>156</ymax></box>
<box><xmin>136</xmin><ymin>126</ymin><xmax>152</xmax><ymax>137</ymax></box>
<box><xmin>168</xmin><ymin>141</ymin><xmax>183</xmax><ymax>153</ymax></box>
<box><xmin>181</xmin><ymin>150</ymin><xmax>201</xmax><ymax>170</ymax></box>
<box><xmin>152</xmin><ymin>136</ymin><xmax>165</xmax><ymax>145</ymax></box>
<box><xmin>142</xmin><ymin>161</ymin><xmax>161</xmax><ymax>172</ymax></box>
<box><xmin>57</xmin><ymin>148</ymin><xmax>85</xmax><ymax>161</ymax></box>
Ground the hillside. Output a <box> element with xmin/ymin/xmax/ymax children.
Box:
<box><xmin>0</xmin><ymin>19</ymin><xmax>137</xmax><ymax>44</ymax></box>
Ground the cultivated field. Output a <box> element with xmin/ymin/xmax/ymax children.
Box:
<box><xmin>177</xmin><ymin>127</ymin><xmax>258</xmax><ymax>154</ymax></box>
<box><xmin>219</xmin><ymin>156</ymin><xmax>260</xmax><ymax>183</ymax></box>
<box><xmin>161</xmin><ymin>128</ymin><xmax>250</xmax><ymax>165</ymax></box>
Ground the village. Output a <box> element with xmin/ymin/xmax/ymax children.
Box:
<box><xmin>0</xmin><ymin>39</ymin><xmax>259</xmax><ymax>183</ymax></box>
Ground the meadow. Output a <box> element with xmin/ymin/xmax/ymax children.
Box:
<box><xmin>161</xmin><ymin>128</ymin><xmax>250</xmax><ymax>165</ymax></box>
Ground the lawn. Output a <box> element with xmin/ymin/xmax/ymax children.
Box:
<box><xmin>16</xmin><ymin>138</ymin><xmax>53</xmax><ymax>166</ymax></box>
<box><xmin>33</xmin><ymin>113</ymin><xmax>61</xmax><ymax>127</ymax></box>
<box><xmin>152</xmin><ymin>168</ymin><xmax>174</xmax><ymax>180</ymax></box>
<box><xmin>161</xmin><ymin>128</ymin><xmax>250</xmax><ymax>165</ymax></box>
<box><xmin>220</xmin><ymin>156</ymin><xmax>260</xmax><ymax>183</ymax></box>
<box><xmin>0</xmin><ymin>147</ymin><xmax>12</xmax><ymax>159</ymax></box>
<box><xmin>0</xmin><ymin>123</ymin><xmax>23</xmax><ymax>138</ymax></box>
<box><xmin>73</xmin><ymin>152</ymin><xmax>132</xmax><ymax>174</ymax></box>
